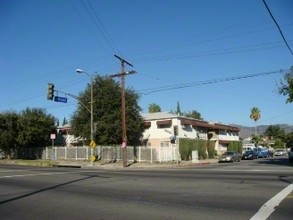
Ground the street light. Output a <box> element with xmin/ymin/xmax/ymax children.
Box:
<box><xmin>76</xmin><ymin>68</ymin><xmax>94</xmax><ymax>164</ymax></box>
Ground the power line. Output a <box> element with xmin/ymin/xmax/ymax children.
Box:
<box><xmin>138</xmin><ymin>69</ymin><xmax>287</xmax><ymax>95</ymax></box>
<box><xmin>69</xmin><ymin>0</ymin><xmax>107</xmax><ymax>51</ymax></box>
<box><xmin>127</xmin><ymin>22</ymin><xmax>293</xmax><ymax>60</ymax></box>
<box><xmin>81</xmin><ymin>0</ymin><xmax>121</xmax><ymax>54</ymax></box>
<box><xmin>132</xmin><ymin>40</ymin><xmax>291</xmax><ymax>63</ymax></box>
<box><xmin>262</xmin><ymin>0</ymin><xmax>293</xmax><ymax>55</ymax></box>
<box><xmin>259</xmin><ymin>109</ymin><xmax>293</xmax><ymax>124</ymax></box>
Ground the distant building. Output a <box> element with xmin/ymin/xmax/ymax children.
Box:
<box><xmin>57</xmin><ymin>124</ymin><xmax>83</xmax><ymax>147</ymax></box>
<box><xmin>142</xmin><ymin>112</ymin><xmax>240</xmax><ymax>154</ymax></box>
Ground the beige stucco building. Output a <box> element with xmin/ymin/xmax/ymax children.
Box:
<box><xmin>142</xmin><ymin>112</ymin><xmax>240</xmax><ymax>154</ymax></box>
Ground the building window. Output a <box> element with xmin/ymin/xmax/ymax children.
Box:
<box><xmin>173</xmin><ymin>125</ymin><xmax>178</xmax><ymax>136</ymax></box>
<box><xmin>157</xmin><ymin>124</ymin><xmax>171</xmax><ymax>129</ymax></box>
<box><xmin>144</xmin><ymin>122</ymin><xmax>151</xmax><ymax>128</ymax></box>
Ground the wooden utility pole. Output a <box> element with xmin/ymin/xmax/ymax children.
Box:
<box><xmin>110</xmin><ymin>55</ymin><xmax>136</xmax><ymax>167</ymax></box>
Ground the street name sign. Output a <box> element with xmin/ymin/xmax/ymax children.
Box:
<box><xmin>54</xmin><ymin>96</ymin><xmax>68</xmax><ymax>103</ymax></box>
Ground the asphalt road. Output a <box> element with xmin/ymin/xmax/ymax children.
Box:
<box><xmin>0</xmin><ymin>157</ymin><xmax>292</xmax><ymax>220</ymax></box>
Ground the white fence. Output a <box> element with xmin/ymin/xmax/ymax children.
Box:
<box><xmin>45</xmin><ymin>147</ymin><xmax>89</xmax><ymax>160</ymax></box>
<box><xmin>21</xmin><ymin>145</ymin><xmax>180</xmax><ymax>163</ymax></box>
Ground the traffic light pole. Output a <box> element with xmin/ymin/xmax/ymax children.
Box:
<box><xmin>47</xmin><ymin>78</ymin><xmax>95</xmax><ymax>165</ymax></box>
<box><xmin>75</xmin><ymin>69</ymin><xmax>95</xmax><ymax>165</ymax></box>
<box><xmin>90</xmin><ymin>75</ymin><xmax>94</xmax><ymax>164</ymax></box>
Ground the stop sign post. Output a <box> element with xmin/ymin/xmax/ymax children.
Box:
<box><xmin>50</xmin><ymin>134</ymin><xmax>56</xmax><ymax>147</ymax></box>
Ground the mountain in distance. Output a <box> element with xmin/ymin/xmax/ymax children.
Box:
<box><xmin>231</xmin><ymin>124</ymin><xmax>293</xmax><ymax>139</ymax></box>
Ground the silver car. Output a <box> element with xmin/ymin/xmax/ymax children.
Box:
<box><xmin>218</xmin><ymin>151</ymin><xmax>241</xmax><ymax>163</ymax></box>
<box><xmin>274</xmin><ymin>149</ymin><xmax>286</xmax><ymax>156</ymax></box>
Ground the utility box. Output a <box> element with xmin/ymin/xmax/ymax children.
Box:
<box><xmin>192</xmin><ymin>150</ymin><xmax>199</xmax><ymax>163</ymax></box>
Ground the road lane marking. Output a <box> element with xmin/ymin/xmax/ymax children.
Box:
<box><xmin>250</xmin><ymin>184</ymin><xmax>293</xmax><ymax>220</ymax></box>
<box><xmin>0</xmin><ymin>171</ymin><xmax>78</xmax><ymax>179</ymax></box>
<box><xmin>0</xmin><ymin>169</ymin><xmax>30</xmax><ymax>173</ymax></box>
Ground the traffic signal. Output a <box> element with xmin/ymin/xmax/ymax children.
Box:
<box><xmin>47</xmin><ymin>83</ymin><xmax>54</xmax><ymax>100</ymax></box>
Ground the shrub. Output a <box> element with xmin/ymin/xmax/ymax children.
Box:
<box><xmin>207</xmin><ymin>141</ymin><xmax>216</xmax><ymax>158</ymax></box>
<box><xmin>179</xmin><ymin>138</ymin><xmax>210</xmax><ymax>160</ymax></box>
<box><xmin>228</xmin><ymin>141</ymin><xmax>242</xmax><ymax>153</ymax></box>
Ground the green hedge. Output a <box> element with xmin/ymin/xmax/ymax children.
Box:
<box><xmin>179</xmin><ymin>138</ymin><xmax>216</xmax><ymax>160</ymax></box>
<box><xmin>179</xmin><ymin>139</ymin><xmax>242</xmax><ymax>160</ymax></box>
<box><xmin>227</xmin><ymin>141</ymin><xmax>242</xmax><ymax>153</ymax></box>
<box><xmin>207</xmin><ymin>141</ymin><xmax>217</xmax><ymax>158</ymax></box>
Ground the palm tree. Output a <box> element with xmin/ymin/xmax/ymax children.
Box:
<box><xmin>148</xmin><ymin>103</ymin><xmax>161</xmax><ymax>113</ymax></box>
<box><xmin>250</xmin><ymin>107</ymin><xmax>261</xmax><ymax>135</ymax></box>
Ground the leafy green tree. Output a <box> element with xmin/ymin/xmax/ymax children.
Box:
<box><xmin>264</xmin><ymin>125</ymin><xmax>285</xmax><ymax>140</ymax></box>
<box><xmin>17</xmin><ymin>108</ymin><xmax>55</xmax><ymax>148</ymax></box>
<box><xmin>285</xmin><ymin>132</ymin><xmax>293</xmax><ymax>148</ymax></box>
<box><xmin>71</xmin><ymin>75</ymin><xmax>144</xmax><ymax>146</ymax></box>
<box><xmin>0</xmin><ymin>111</ymin><xmax>19</xmax><ymax>157</ymax></box>
<box><xmin>0</xmin><ymin>108</ymin><xmax>55</xmax><ymax>158</ymax></box>
<box><xmin>183</xmin><ymin>110</ymin><xmax>203</xmax><ymax>120</ymax></box>
<box><xmin>148</xmin><ymin>103</ymin><xmax>161</xmax><ymax>113</ymax></box>
<box><xmin>250</xmin><ymin>107</ymin><xmax>261</xmax><ymax>135</ymax></box>
<box><xmin>273</xmin><ymin>138</ymin><xmax>285</xmax><ymax>149</ymax></box>
<box><xmin>251</xmin><ymin>134</ymin><xmax>262</xmax><ymax>147</ymax></box>
<box><xmin>278</xmin><ymin>66</ymin><xmax>293</xmax><ymax>103</ymax></box>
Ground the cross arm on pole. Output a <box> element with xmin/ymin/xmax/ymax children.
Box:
<box><xmin>114</xmin><ymin>54</ymin><xmax>133</xmax><ymax>67</ymax></box>
<box><xmin>109</xmin><ymin>70</ymin><xmax>137</xmax><ymax>78</ymax></box>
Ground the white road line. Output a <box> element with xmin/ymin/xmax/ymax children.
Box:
<box><xmin>250</xmin><ymin>184</ymin><xmax>293</xmax><ymax>220</ymax></box>
<box><xmin>0</xmin><ymin>170</ymin><xmax>30</xmax><ymax>173</ymax></box>
<box><xmin>0</xmin><ymin>172</ymin><xmax>76</xmax><ymax>179</ymax></box>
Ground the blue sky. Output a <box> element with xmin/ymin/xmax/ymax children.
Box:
<box><xmin>1</xmin><ymin>0</ymin><xmax>293</xmax><ymax>127</ymax></box>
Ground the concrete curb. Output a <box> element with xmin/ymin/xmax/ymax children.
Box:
<box><xmin>80</xmin><ymin>160</ymin><xmax>217</xmax><ymax>169</ymax></box>
<box><xmin>0</xmin><ymin>159</ymin><xmax>218</xmax><ymax>169</ymax></box>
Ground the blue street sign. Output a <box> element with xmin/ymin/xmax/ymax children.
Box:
<box><xmin>54</xmin><ymin>96</ymin><xmax>67</xmax><ymax>103</ymax></box>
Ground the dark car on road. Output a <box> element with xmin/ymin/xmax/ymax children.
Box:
<box><xmin>242</xmin><ymin>150</ymin><xmax>257</xmax><ymax>160</ymax></box>
<box><xmin>218</xmin><ymin>151</ymin><xmax>241</xmax><ymax>163</ymax></box>
<box><xmin>253</xmin><ymin>148</ymin><xmax>263</xmax><ymax>158</ymax></box>
<box><xmin>289</xmin><ymin>147</ymin><xmax>293</xmax><ymax>163</ymax></box>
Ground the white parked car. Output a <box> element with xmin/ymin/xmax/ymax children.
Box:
<box><xmin>274</xmin><ymin>149</ymin><xmax>286</xmax><ymax>156</ymax></box>
<box><xmin>242</xmin><ymin>146</ymin><xmax>254</xmax><ymax>155</ymax></box>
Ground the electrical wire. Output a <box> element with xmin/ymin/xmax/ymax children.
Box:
<box><xmin>137</xmin><ymin>69</ymin><xmax>287</xmax><ymax>95</ymax></box>
<box><xmin>262</xmin><ymin>0</ymin><xmax>293</xmax><ymax>55</ymax></box>
<box><xmin>81</xmin><ymin>0</ymin><xmax>122</xmax><ymax>55</ymax></box>
<box><xmin>68</xmin><ymin>0</ymin><xmax>107</xmax><ymax>52</ymax></box>
<box><xmin>132</xmin><ymin>40</ymin><xmax>291</xmax><ymax>63</ymax></box>
<box><xmin>127</xmin><ymin>21</ymin><xmax>293</xmax><ymax>59</ymax></box>
<box><xmin>259</xmin><ymin>110</ymin><xmax>293</xmax><ymax>124</ymax></box>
